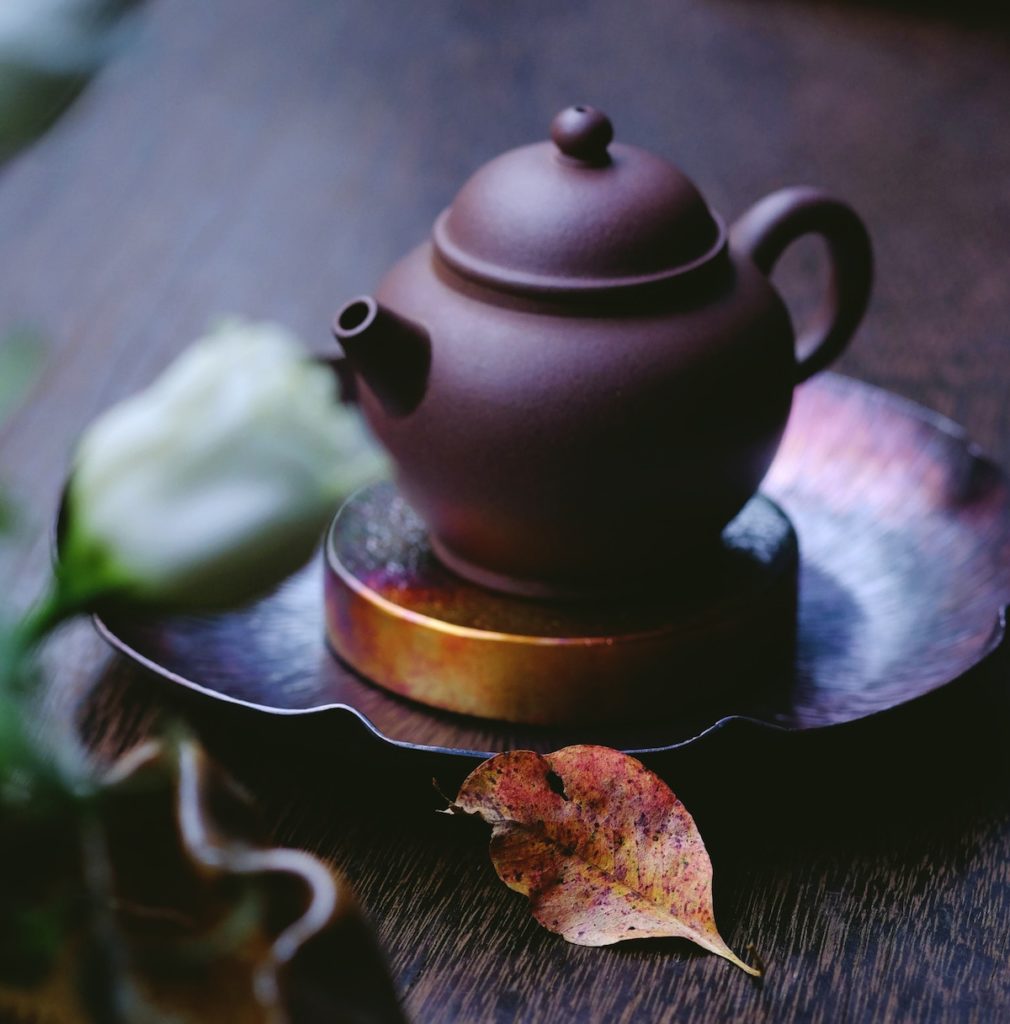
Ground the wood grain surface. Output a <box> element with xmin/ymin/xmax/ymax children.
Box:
<box><xmin>2</xmin><ymin>1</ymin><xmax>1009</xmax><ymax>1021</ymax></box>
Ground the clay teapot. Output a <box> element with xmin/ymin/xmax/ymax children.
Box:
<box><xmin>333</xmin><ymin>106</ymin><xmax>872</xmax><ymax>599</ymax></box>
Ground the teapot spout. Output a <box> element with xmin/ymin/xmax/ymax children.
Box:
<box><xmin>332</xmin><ymin>297</ymin><xmax>430</xmax><ymax>417</ymax></box>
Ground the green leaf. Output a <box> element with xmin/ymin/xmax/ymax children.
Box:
<box><xmin>0</xmin><ymin>489</ymin><xmax>18</xmax><ymax>534</ymax></box>
<box><xmin>0</xmin><ymin>328</ymin><xmax>45</xmax><ymax>428</ymax></box>
<box><xmin>0</xmin><ymin>63</ymin><xmax>89</xmax><ymax>163</ymax></box>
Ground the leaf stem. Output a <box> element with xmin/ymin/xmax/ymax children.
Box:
<box><xmin>5</xmin><ymin>573</ymin><xmax>113</xmax><ymax>683</ymax></box>
<box><xmin>0</xmin><ymin>575</ymin><xmax>114</xmax><ymax>798</ymax></box>
<box><xmin>15</xmin><ymin>587</ymin><xmax>74</xmax><ymax>651</ymax></box>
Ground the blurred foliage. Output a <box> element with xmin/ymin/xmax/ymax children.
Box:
<box><xmin>0</xmin><ymin>8</ymin><xmax>402</xmax><ymax>1021</ymax></box>
<box><xmin>0</xmin><ymin>326</ymin><xmax>44</xmax><ymax>427</ymax></box>
<box><xmin>0</xmin><ymin>62</ymin><xmax>89</xmax><ymax>160</ymax></box>
<box><xmin>0</xmin><ymin>329</ymin><xmax>45</xmax><ymax>538</ymax></box>
<box><xmin>0</xmin><ymin>0</ymin><xmax>144</xmax><ymax>165</ymax></box>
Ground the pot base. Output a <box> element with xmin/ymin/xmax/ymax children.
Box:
<box><xmin>324</xmin><ymin>481</ymin><xmax>799</xmax><ymax>726</ymax></box>
<box><xmin>426</xmin><ymin>532</ymin><xmax>726</xmax><ymax>602</ymax></box>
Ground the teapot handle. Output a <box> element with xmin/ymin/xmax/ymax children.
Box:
<box><xmin>730</xmin><ymin>186</ymin><xmax>873</xmax><ymax>383</ymax></box>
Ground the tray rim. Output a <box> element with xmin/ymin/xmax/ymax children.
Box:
<box><xmin>92</xmin><ymin>608</ymin><xmax>1008</xmax><ymax>764</ymax></box>
<box><xmin>91</xmin><ymin>372</ymin><xmax>1010</xmax><ymax>763</ymax></box>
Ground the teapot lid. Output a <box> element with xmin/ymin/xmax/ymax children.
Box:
<box><xmin>433</xmin><ymin>106</ymin><xmax>725</xmax><ymax>298</ymax></box>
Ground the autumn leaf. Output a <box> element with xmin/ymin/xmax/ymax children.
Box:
<box><xmin>446</xmin><ymin>745</ymin><xmax>760</xmax><ymax>976</ymax></box>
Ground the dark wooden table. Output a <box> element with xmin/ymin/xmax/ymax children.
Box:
<box><xmin>2</xmin><ymin>1</ymin><xmax>1009</xmax><ymax>1020</ymax></box>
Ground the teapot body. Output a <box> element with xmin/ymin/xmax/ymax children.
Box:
<box><xmin>357</xmin><ymin>242</ymin><xmax>795</xmax><ymax>597</ymax></box>
<box><xmin>334</xmin><ymin>108</ymin><xmax>872</xmax><ymax>598</ymax></box>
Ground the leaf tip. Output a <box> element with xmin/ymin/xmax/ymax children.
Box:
<box><xmin>718</xmin><ymin>942</ymin><xmax>763</xmax><ymax>977</ymax></box>
<box><xmin>741</xmin><ymin>943</ymin><xmax>766</xmax><ymax>978</ymax></box>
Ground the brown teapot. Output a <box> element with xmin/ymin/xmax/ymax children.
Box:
<box><xmin>333</xmin><ymin>105</ymin><xmax>872</xmax><ymax>599</ymax></box>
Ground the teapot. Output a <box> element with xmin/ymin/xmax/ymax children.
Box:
<box><xmin>333</xmin><ymin>106</ymin><xmax>872</xmax><ymax>599</ymax></box>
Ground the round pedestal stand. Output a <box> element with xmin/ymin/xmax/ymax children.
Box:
<box><xmin>324</xmin><ymin>482</ymin><xmax>798</xmax><ymax>726</ymax></box>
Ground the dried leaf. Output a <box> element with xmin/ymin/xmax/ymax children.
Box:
<box><xmin>448</xmin><ymin>745</ymin><xmax>759</xmax><ymax>975</ymax></box>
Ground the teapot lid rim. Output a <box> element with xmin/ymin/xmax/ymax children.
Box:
<box><xmin>433</xmin><ymin>209</ymin><xmax>728</xmax><ymax>298</ymax></box>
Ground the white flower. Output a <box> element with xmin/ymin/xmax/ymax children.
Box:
<box><xmin>60</xmin><ymin>319</ymin><xmax>386</xmax><ymax>609</ymax></box>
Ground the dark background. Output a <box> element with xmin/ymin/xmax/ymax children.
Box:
<box><xmin>1</xmin><ymin>1</ymin><xmax>1009</xmax><ymax>1021</ymax></box>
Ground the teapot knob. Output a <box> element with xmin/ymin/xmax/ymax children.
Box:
<box><xmin>550</xmin><ymin>106</ymin><xmax>613</xmax><ymax>165</ymax></box>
